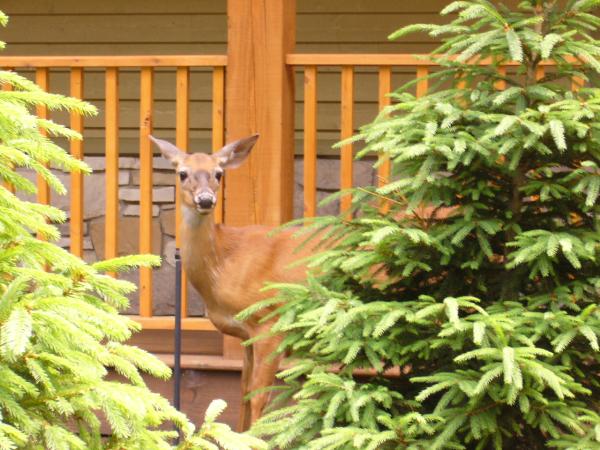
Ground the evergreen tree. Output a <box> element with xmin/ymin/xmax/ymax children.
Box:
<box><xmin>246</xmin><ymin>1</ymin><xmax>600</xmax><ymax>448</ymax></box>
<box><xmin>0</xmin><ymin>11</ymin><xmax>265</xmax><ymax>450</ymax></box>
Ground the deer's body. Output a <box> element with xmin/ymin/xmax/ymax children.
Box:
<box><xmin>150</xmin><ymin>134</ymin><xmax>310</xmax><ymax>430</ymax></box>
<box><xmin>181</xmin><ymin>210</ymin><xmax>307</xmax><ymax>339</ymax></box>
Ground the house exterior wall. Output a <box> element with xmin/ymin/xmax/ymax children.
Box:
<box><xmin>1</xmin><ymin>0</ymin><xmax>509</xmax><ymax>316</ymax></box>
<box><xmin>0</xmin><ymin>0</ymin><xmax>455</xmax><ymax>155</ymax></box>
<box><xmin>1</xmin><ymin>0</ymin><xmax>454</xmax><ymax>315</ymax></box>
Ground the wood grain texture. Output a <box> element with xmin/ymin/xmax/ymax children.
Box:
<box><xmin>175</xmin><ymin>66</ymin><xmax>190</xmax><ymax>317</ymax></box>
<box><xmin>139</xmin><ymin>67</ymin><xmax>154</xmax><ymax>317</ymax></box>
<box><xmin>222</xmin><ymin>335</ymin><xmax>245</xmax><ymax>360</ymax></box>
<box><xmin>0</xmin><ymin>0</ymin><xmax>472</xmax><ymax>14</ymax></box>
<box><xmin>104</xmin><ymin>68</ymin><xmax>119</xmax><ymax>269</ymax></box>
<box><xmin>340</xmin><ymin>65</ymin><xmax>354</xmax><ymax>213</ymax></box>
<box><xmin>2</xmin><ymin>0</ymin><xmax>227</xmax><ymax>14</ymax></box>
<box><xmin>224</xmin><ymin>0</ymin><xmax>296</xmax><ymax>362</ymax></box>
<box><xmin>69</xmin><ymin>67</ymin><xmax>84</xmax><ymax>257</ymax></box>
<box><xmin>134</xmin><ymin>370</ymin><xmax>242</xmax><ymax>430</ymax></box>
<box><xmin>127</xmin><ymin>329</ymin><xmax>223</xmax><ymax>355</ymax></box>
<box><xmin>303</xmin><ymin>65</ymin><xmax>318</xmax><ymax>217</ymax></box>
<box><xmin>225</xmin><ymin>0</ymin><xmax>296</xmax><ymax>227</ymax></box>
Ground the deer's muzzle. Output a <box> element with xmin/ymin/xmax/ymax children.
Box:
<box><xmin>195</xmin><ymin>191</ymin><xmax>216</xmax><ymax>210</ymax></box>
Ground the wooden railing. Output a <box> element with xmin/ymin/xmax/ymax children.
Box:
<box><xmin>288</xmin><ymin>54</ymin><xmax>585</xmax><ymax>218</ymax></box>
<box><xmin>0</xmin><ymin>55</ymin><xmax>226</xmax><ymax>332</ymax></box>
<box><xmin>2</xmin><ymin>53</ymin><xmax>583</xmax><ymax>337</ymax></box>
<box><xmin>288</xmin><ymin>54</ymin><xmax>432</xmax><ymax>217</ymax></box>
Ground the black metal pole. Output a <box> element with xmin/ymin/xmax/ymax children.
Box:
<box><xmin>174</xmin><ymin>248</ymin><xmax>182</xmax><ymax>441</ymax></box>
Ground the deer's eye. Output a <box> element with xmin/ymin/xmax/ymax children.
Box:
<box><xmin>215</xmin><ymin>171</ymin><xmax>223</xmax><ymax>182</ymax></box>
<box><xmin>178</xmin><ymin>171</ymin><xmax>188</xmax><ymax>182</ymax></box>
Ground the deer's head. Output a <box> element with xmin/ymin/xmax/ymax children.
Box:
<box><xmin>149</xmin><ymin>134</ymin><xmax>258</xmax><ymax>214</ymax></box>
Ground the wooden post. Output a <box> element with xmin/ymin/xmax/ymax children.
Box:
<box><xmin>224</xmin><ymin>0</ymin><xmax>296</xmax><ymax>359</ymax></box>
<box><xmin>225</xmin><ymin>0</ymin><xmax>296</xmax><ymax>227</ymax></box>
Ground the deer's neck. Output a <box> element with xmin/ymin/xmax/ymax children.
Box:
<box><xmin>180</xmin><ymin>207</ymin><xmax>224</xmax><ymax>305</ymax></box>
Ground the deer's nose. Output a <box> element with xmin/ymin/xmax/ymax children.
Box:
<box><xmin>195</xmin><ymin>192</ymin><xmax>216</xmax><ymax>209</ymax></box>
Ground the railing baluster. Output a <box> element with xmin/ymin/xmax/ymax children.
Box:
<box><xmin>495</xmin><ymin>66</ymin><xmax>507</xmax><ymax>90</ymax></box>
<box><xmin>572</xmin><ymin>76</ymin><xmax>584</xmax><ymax>91</ymax></box>
<box><xmin>176</xmin><ymin>66</ymin><xmax>189</xmax><ymax>318</ymax></box>
<box><xmin>212</xmin><ymin>66</ymin><xmax>225</xmax><ymax>224</ymax></box>
<box><xmin>69</xmin><ymin>68</ymin><xmax>84</xmax><ymax>257</ymax></box>
<box><xmin>303</xmin><ymin>65</ymin><xmax>318</xmax><ymax>218</ymax></box>
<box><xmin>416</xmin><ymin>66</ymin><xmax>429</xmax><ymax>98</ymax></box>
<box><xmin>377</xmin><ymin>66</ymin><xmax>392</xmax><ymax>213</ymax></box>
<box><xmin>36</xmin><ymin>68</ymin><xmax>50</xmax><ymax>215</ymax></box>
<box><xmin>139</xmin><ymin>67</ymin><xmax>154</xmax><ymax>317</ymax></box>
<box><xmin>340</xmin><ymin>65</ymin><xmax>354</xmax><ymax>214</ymax></box>
<box><xmin>536</xmin><ymin>66</ymin><xmax>545</xmax><ymax>81</ymax></box>
<box><xmin>105</xmin><ymin>67</ymin><xmax>119</xmax><ymax>274</ymax></box>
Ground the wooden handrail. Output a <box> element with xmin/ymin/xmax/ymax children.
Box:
<box><xmin>287</xmin><ymin>53</ymin><xmax>572</xmax><ymax>66</ymax></box>
<box><xmin>0</xmin><ymin>55</ymin><xmax>227</xmax><ymax>68</ymax></box>
<box><xmin>0</xmin><ymin>54</ymin><xmax>569</xmax><ymax>69</ymax></box>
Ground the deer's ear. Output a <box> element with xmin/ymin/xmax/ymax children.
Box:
<box><xmin>149</xmin><ymin>135</ymin><xmax>186</xmax><ymax>167</ymax></box>
<box><xmin>215</xmin><ymin>134</ymin><xmax>259</xmax><ymax>169</ymax></box>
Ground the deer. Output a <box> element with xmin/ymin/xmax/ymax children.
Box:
<box><xmin>149</xmin><ymin>134</ymin><xmax>311</xmax><ymax>430</ymax></box>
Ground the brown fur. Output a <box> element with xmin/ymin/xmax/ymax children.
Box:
<box><xmin>150</xmin><ymin>135</ymin><xmax>311</xmax><ymax>429</ymax></box>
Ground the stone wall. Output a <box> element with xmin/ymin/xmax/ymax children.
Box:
<box><xmin>18</xmin><ymin>156</ymin><xmax>376</xmax><ymax>316</ymax></box>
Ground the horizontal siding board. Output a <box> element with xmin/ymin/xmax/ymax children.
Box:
<box><xmin>14</xmin><ymin>69</ymin><xmax>214</xmax><ymax>101</ymax></box>
<box><xmin>47</xmin><ymin>99</ymin><xmax>212</xmax><ymax>130</ymax></box>
<box><xmin>55</xmin><ymin>136</ymin><xmax>359</xmax><ymax>158</ymax></box>
<box><xmin>48</xmin><ymin>99</ymin><xmax>379</xmax><ymax>133</ymax></box>
<box><xmin>297</xmin><ymin>14</ymin><xmax>443</xmax><ymax>43</ymax></box>
<box><xmin>1</xmin><ymin>0</ymin><xmax>458</xmax><ymax>160</ymax></box>
<box><xmin>1</xmin><ymin>0</ymin><xmax>449</xmax><ymax>15</ymax></box>
<box><xmin>51</xmin><ymin>135</ymin><xmax>348</xmax><ymax>157</ymax></box>
<box><xmin>6</xmin><ymin>0</ymin><xmax>516</xmax><ymax>15</ymax></box>
<box><xmin>3</xmin><ymin>13</ymin><xmax>436</xmax><ymax>45</ymax></box>
<box><xmin>4</xmin><ymin>42</ymin><xmax>434</xmax><ymax>55</ymax></box>
<box><xmin>1</xmin><ymin>44</ymin><xmax>226</xmax><ymax>55</ymax></box>
<box><xmin>1</xmin><ymin>0</ymin><xmax>227</xmax><ymax>14</ymax></box>
<box><xmin>3</xmin><ymin>15</ymin><xmax>226</xmax><ymax>44</ymax></box>
<box><xmin>300</xmin><ymin>0</ymin><xmax>459</xmax><ymax>13</ymax></box>
<box><xmin>13</xmin><ymin>68</ymin><xmax>420</xmax><ymax>103</ymax></box>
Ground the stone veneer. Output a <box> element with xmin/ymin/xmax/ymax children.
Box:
<box><xmin>17</xmin><ymin>155</ymin><xmax>377</xmax><ymax>316</ymax></box>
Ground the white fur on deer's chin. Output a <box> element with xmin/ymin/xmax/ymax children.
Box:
<box><xmin>182</xmin><ymin>205</ymin><xmax>211</xmax><ymax>227</ymax></box>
